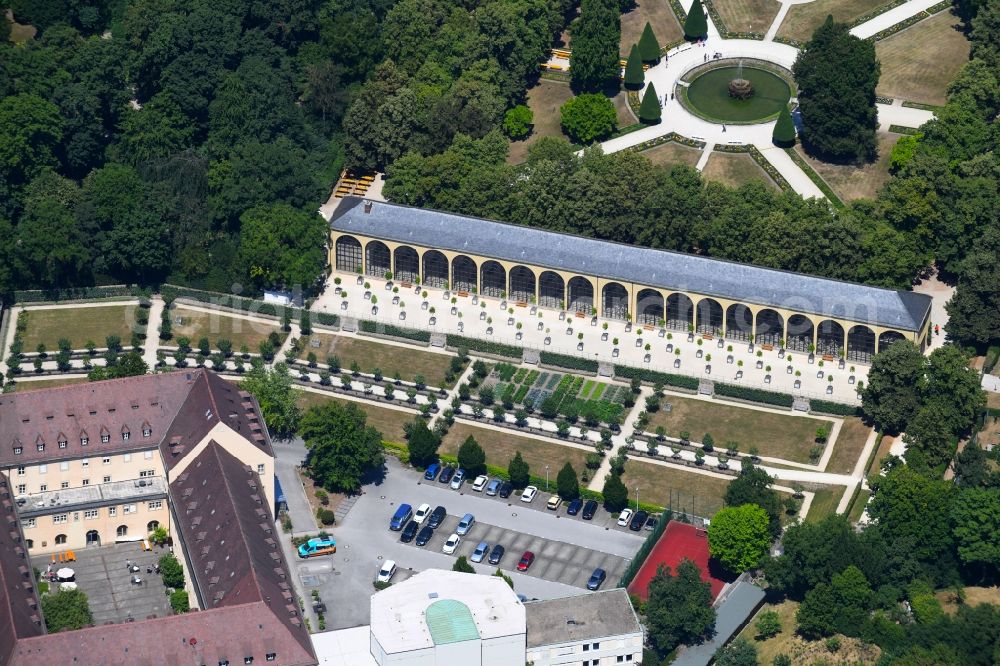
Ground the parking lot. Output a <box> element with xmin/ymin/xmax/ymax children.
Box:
<box><xmin>284</xmin><ymin>457</ymin><xmax>647</xmax><ymax>630</ymax></box>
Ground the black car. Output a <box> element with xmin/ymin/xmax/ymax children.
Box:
<box><xmin>581</xmin><ymin>499</ymin><xmax>598</xmax><ymax>520</ymax></box>
<box><xmin>488</xmin><ymin>544</ymin><xmax>506</xmax><ymax>565</ymax></box>
<box><xmin>645</xmin><ymin>514</ymin><xmax>659</xmax><ymax>531</ymax></box>
<box><xmin>498</xmin><ymin>481</ymin><xmax>513</xmax><ymax>498</ymax></box>
<box><xmin>415</xmin><ymin>525</ymin><xmax>434</xmax><ymax>546</ymax></box>
<box><xmin>427</xmin><ymin>505</ymin><xmax>447</xmax><ymax>529</ymax></box>
<box><xmin>629</xmin><ymin>510</ymin><xmax>649</xmax><ymax>531</ymax></box>
<box><xmin>400</xmin><ymin>520</ymin><xmax>419</xmax><ymax>543</ymax></box>
<box><xmin>587</xmin><ymin>568</ymin><xmax>607</xmax><ymax>591</ymax></box>
<box><xmin>438</xmin><ymin>465</ymin><xmax>455</xmax><ymax>484</ymax></box>
<box><xmin>566</xmin><ymin>498</ymin><xmax>583</xmax><ymax>516</ymax></box>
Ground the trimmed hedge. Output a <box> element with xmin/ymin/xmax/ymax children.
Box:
<box><xmin>613</xmin><ymin>365</ymin><xmax>700</xmax><ymax>390</ymax></box>
<box><xmin>810</xmin><ymin>399</ymin><xmax>861</xmax><ymax>417</ymax></box>
<box><xmin>358</xmin><ymin>320</ymin><xmax>431</xmax><ymax>343</ymax></box>
<box><xmin>713</xmin><ymin>383</ymin><xmax>794</xmax><ymax>407</ymax></box>
<box><xmin>446</xmin><ymin>335</ymin><xmax>521</xmax><ymax>359</ymax></box>
<box><xmin>539</xmin><ymin>352</ymin><xmax>599</xmax><ymax>373</ymax></box>
<box><xmin>15</xmin><ymin>284</ymin><xmax>143</xmax><ymax>304</ymax></box>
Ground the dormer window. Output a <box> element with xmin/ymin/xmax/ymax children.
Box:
<box><xmin>122</xmin><ymin>429</ymin><xmax>130</xmax><ymax>441</ymax></box>
<box><xmin>81</xmin><ymin>436</ymin><xmax>89</xmax><ymax>446</ymax></box>
<box><xmin>57</xmin><ymin>436</ymin><xmax>67</xmax><ymax>449</ymax></box>
<box><xmin>244</xmin><ymin>658</ymin><xmax>253</xmax><ymax>665</ymax></box>
<box><xmin>13</xmin><ymin>446</ymin><xmax>22</xmax><ymax>455</ymax></box>
<box><xmin>142</xmin><ymin>424</ymin><xmax>152</xmax><ymax>437</ymax></box>
<box><xmin>36</xmin><ymin>443</ymin><xmax>44</xmax><ymax>452</ymax></box>
<box><xmin>101</xmin><ymin>434</ymin><xmax>110</xmax><ymax>444</ymax></box>
<box><xmin>265</xmin><ymin>654</ymin><xmax>276</xmax><ymax>662</ymax></box>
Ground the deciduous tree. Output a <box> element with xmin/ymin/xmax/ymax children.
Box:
<box><xmin>239</xmin><ymin>363</ymin><xmax>301</xmax><ymax>438</ymax></box>
<box><xmin>645</xmin><ymin>559</ymin><xmax>716</xmax><ymax>656</ymax></box>
<box><xmin>41</xmin><ymin>588</ymin><xmax>93</xmax><ymax>633</ymax></box>
<box><xmin>301</xmin><ymin>400</ymin><xmax>385</xmax><ymax>493</ymax></box>
<box><xmin>560</xmin><ymin>93</ymin><xmax>617</xmax><ymax>143</ymax></box>
<box><xmin>708</xmin><ymin>504</ymin><xmax>771</xmax><ymax>573</ymax></box>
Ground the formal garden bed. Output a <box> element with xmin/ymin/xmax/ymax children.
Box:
<box><xmin>19</xmin><ymin>305</ymin><xmax>139</xmax><ymax>350</ymax></box>
<box><xmin>778</xmin><ymin>0</ymin><xmax>902</xmax><ymax>42</ymax></box>
<box><xmin>294</xmin><ymin>333</ymin><xmax>461</xmax><ymax>388</ymax></box>
<box><xmin>167</xmin><ymin>306</ymin><xmax>284</xmax><ymax>353</ymax></box>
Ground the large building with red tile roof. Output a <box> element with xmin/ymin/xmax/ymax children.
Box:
<box><xmin>0</xmin><ymin>370</ymin><xmax>317</xmax><ymax>666</ymax></box>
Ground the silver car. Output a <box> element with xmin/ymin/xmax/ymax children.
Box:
<box><xmin>471</xmin><ymin>541</ymin><xmax>489</xmax><ymax>563</ymax></box>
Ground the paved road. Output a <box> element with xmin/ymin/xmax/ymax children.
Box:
<box><xmin>273</xmin><ymin>437</ymin><xmax>317</xmax><ymax>532</ymax></box>
<box><xmin>850</xmin><ymin>0</ymin><xmax>944</xmax><ymax>38</ymax></box>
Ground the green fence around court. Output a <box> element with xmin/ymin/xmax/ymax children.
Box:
<box><xmin>618</xmin><ymin>513</ymin><xmax>671</xmax><ymax>589</ymax></box>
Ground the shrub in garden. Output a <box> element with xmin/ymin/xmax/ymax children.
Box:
<box><xmin>159</xmin><ymin>554</ymin><xmax>185</xmax><ymax>589</ymax></box>
<box><xmin>317</xmin><ymin>508</ymin><xmax>336</xmax><ymax>525</ymax></box>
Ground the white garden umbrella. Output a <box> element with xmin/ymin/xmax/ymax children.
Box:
<box><xmin>56</xmin><ymin>568</ymin><xmax>74</xmax><ymax>581</ymax></box>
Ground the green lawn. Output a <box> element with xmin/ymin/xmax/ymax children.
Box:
<box><xmin>293</xmin><ymin>390</ymin><xmax>417</xmax><ymax>444</ymax></box>
<box><xmin>298</xmin><ymin>333</ymin><xmax>457</xmax><ymax>388</ymax></box>
<box><xmin>876</xmin><ymin>10</ymin><xmax>970</xmax><ymax>107</ymax></box>
<box><xmin>702</xmin><ymin>151</ymin><xmax>778</xmax><ymax>190</ymax></box>
<box><xmin>648</xmin><ymin>395</ymin><xmax>833</xmax><ymax>463</ymax></box>
<box><xmin>21</xmin><ymin>306</ymin><xmax>138</xmax><ymax>350</ymax></box>
<box><xmin>441</xmin><ymin>423</ymin><xmax>591</xmax><ymax>480</ymax></box>
<box><xmin>640</xmin><ymin>141</ymin><xmax>702</xmax><ymax>168</ymax></box>
<box><xmin>825</xmin><ymin>416</ymin><xmax>872</xmax><ymax>474</ymax></box>
<box><xmin>712</xmin><ymin>0</ymin><xmax>782</xmax><ymax>33</ymax></box>
<box><xmin>804</xmin><ymin>485</ymin><xmax>844</xmax><ymax>523</ymax></box>
<box><xmin>778</xmin><ymin>0</ymin><xmax>891</xmax><ymax>42</ymax></box>
<box><xmin>170</xmin><ymin>306</ymin><xmax>283</xmax><ymax>352</ymax></box>
<box><xmin>847</xmin><ymin>488</ymin><xmax>870</xmax><ymax>523</ymax></box>
<box><xmin>621</xmin><ymin>458</ymin><xmax>732</xmax><ymax>515</ymax></box>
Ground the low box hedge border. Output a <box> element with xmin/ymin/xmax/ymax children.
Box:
<box><xmin>612</xmin><ymin>365</ymin><xmax>700</xmax><ymax>391</ymax></box>
<box><xmin>713</xmin><ymin>383</ymin><xmax>794</xmax><ymax>407</ymax></box>
<box><xmin>809</xmin><ymin>399</ymin><xmax>862</xmax><ymax>417</ymax></box>
<box><xmin>358</xmin><ymin>320</ymin><xmax>431</xmax><ymax>343</ymax></box>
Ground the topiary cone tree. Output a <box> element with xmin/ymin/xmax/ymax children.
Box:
<box><xmin>772</xmin><ymin>105</ymin><xmax>797</xmax><ymax>147</ymax></box>
<box><xmin>638</xmin><ymin>21</ymin><xmax>661</xmax><ymax>63</ymax></box>
<box><xmin>684</xmin><ymin>1</ymin><xmax>709</xmax><ymax>41</ymax></box>
<box><xmin>639</xmin><ymin>83</ymin><xmax>661</xmax><ymax>124</ymax></box>
<box><xmin>624</xmin><ymin>44</ymin><xmax>644</xmax><ymax>90</ymax></box>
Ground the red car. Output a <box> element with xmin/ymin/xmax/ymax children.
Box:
<box><xmin>517</xmin><ymin>551</ymin><xmax>535</xmax><ymax>571</ymax></box>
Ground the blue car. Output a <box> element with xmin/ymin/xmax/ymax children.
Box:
<box><xmin>471</xmin><ymin>541</ymin><xmax>490</xmax><ymax>563</ymax></box>
<box><xmin>390</xmin><ymin>504</ymin><xmax>413</xmax><ymax>531</ymax></box>
<box><xmin>587</xmin><ymin>568</ymin><xmax>607</xmax><ymax>590</ymax></box>
<box><xmin>424</xmin><ymin>463</ymin><xmax>441</xmax><ymax>481</ymax></box>
<box><xmin>566</xmin><ymin>498</ymin><xmax>583</xmax><ymax>516</ymax></box>
<box><xmin>297</xmin><ymin>536</ymin><xmax>336</xmax><ymax>558</ymax></box>
<box><xmin>485</xmin><ymin>478</ymin><xmax>502</xmax><ymax>496</ymax></box>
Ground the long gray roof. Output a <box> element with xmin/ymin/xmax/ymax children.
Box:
<box><xmin>672</xmin><ymin>582</ymin><xmax>766</xmax><ymax>666</ymax></box>
<box><xmin>524</xmin><ymin>588</ymin><xmax>641</xmax><ymax>648</ymax></box>
<box><xmin>330</xmin><ymin>197</ymin><xmax>931</xmax><ymax>332</ymax></box>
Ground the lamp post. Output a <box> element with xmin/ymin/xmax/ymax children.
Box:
<box><xmin>635</xmin><ymin>486</ymin><xmax>640</xmax><ymax>512</ymax></box>
<box><xmin>545</xmin><ymin>465</ymin><xmax>550</xmax><ymax>491</ymax></box>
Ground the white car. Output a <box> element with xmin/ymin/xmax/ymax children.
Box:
<box><xmin>471</xmin><ymin>475</ymin><xmax>489</xmax><ymax>492</ymax></box>
<box><xmin>617</xmin><ymin>508</ymin><xmax>634</xmax><ymax>527</ymax></box>
<box><xmin>376</xmin><ymin>559</ymin><xmax>396</xmax><ymax>584</ymax></box>
<box><xmin>520</xmin><ymin>486</ymin><xmax>538</xmax><ymax>503</ymax></box>
<box><xmin>413</xmin><ymin>503</ymin><xmax>432</xmax><ymax>525</ymax></box>
<box><xmin>443</xmin><ymin>533</ymin><xmax>461</xmax><ymax>554</ymax></box>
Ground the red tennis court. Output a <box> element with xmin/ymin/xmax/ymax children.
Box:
<box><xmin>627</xmin><ymin>521</ymin><xmax>725</xmax><ymax>602</ymax></box>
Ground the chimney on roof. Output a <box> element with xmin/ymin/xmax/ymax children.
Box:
<box><xmin>363</xmin><ymin>200</ymin><xmax>373</xmax><ymax>214</ymax></box>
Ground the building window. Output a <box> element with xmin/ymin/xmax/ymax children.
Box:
<box><xmin>144</xmin><ymin>450</ymin><xmax>153</xmax><ymax>459</ymax></box>
<box><xmin>60</xmin><ymin>461</ymin><xmax>69</xmax><ymax>471</ymax></box>
<box><xmin>16</xmin><ymin>484</ymin><xmax>26</xmax><ymax>494</ymax></box>
<box><xmin>82</xmin><ymin>479</ymin><xmax>89</xmax><ymax>486</ymax></box>
<box><xmin>116</xmin><ymin>525</ymin><xmax>128</xmax><ymax>537</ymax></box>
<box><xmin>123</xmin><ymin>453</ymin><xmax>131</xmax><ymax>462</ymax></box>
<box><xmin>143</xmin><ymin>427</ymin><xmax>152</xmax><ymax>438</ymax></box>
<box><xmin>583</xmin><ymin>644</ymin><xmax>590</xmax><ymax>652</ymax></box>
<box><xmin>101</xmin><ymin>434</ymin><xmax>110</xmax><ymax>444</ymax></box>
<box><xmin>36</xmin><ymin>442</ymin><xmax>44</xmax><ymax>452</ymax></box>
<box><xmin>84</xmin><ymin>509</ymin><xmax>99</xmax><ymax>520</ymax></box>
<box><xmin>58</xmin><ymin>439</ymin><xmax>67</xmax><ymax>449</ymax></box>
<box><xmin>257</xmin><ymin>464</ymin><xmax>265</xmax><ymax>475</ymax></box>
<box><xmin>123</xmin><ymin>504</ymin><xmax>136</xmax><ymax>514</ymax></box>
<box><xmin>140</xmin><ymin>470</ymin><xmax>155</xmax><ymax>478</ymax></box>
<box><xmin>13</xmin><ymin>447</ymin><xmax>22</xmax><ymax>455</ymax></box>
<box><xmin>592</xmin><ymin>643</ymin><xmax>600</xmax><ymax>650</ymax></box>
<box><xmin>39</xmin><ymin>484</ymin><xmax>46</xmax><ymax>492</ymax></box>
<box><xmin>81</xmin><ymin>436</ymin><xmax>89</xmax><ymax>446</ymax></box>
<box><xmin>148</xmin><ymin>500</ymin><xmax>162</xmax><ymax>511</ymax></box>
<box><xmin>25</xmin><ymin>539</ymin><xmax>33</xmax><ymax>549</ymax></box>
<box><xmin>16</xmin><ymin>466</ymin><xmax>25</xmax><ymax>476</ymax></box>
<box><xmin>102</xmin><ymin>457</ymin><xmax>111</xmax><ymax>465</ymax></box>
<box><xmin>82</xmin><ymin>458</ymin><xmax>90</xmax><ymax>468</ymax></box>
<box><xmin>122</xmin><ymin>431</ymin><xmax>130</xmax><ymax>441</ymax></box>
<box><xmin>53</xmin><ymin>514</ymin><xmax>67</xmax><ymax>524</ymax></box>
<box><xmin>266</xmin><ymin>655</ymin><xmax>276</xmax><ymax>662</ymax></box>
<box><xmin>245</xmin><ymin>658</ymin><xmax>254</xmax><ymax>665</ymax></box>
<box><xmin>103</xmin><ymin>475</ymin><xmax>111</xmax><ymax>483</ymax></box>
<box><xmin>55</xmin><ymin>534</ymin><xmax>67</xmax><ymax>545</ymax></box>
<box><xmin>23</xmin><ymin>518</ymin><xmax>35</xmax><ymax>529</ymax></box>
<box><xmin>61</xmin><ymin>481</ymin><xmax>69</xmax><ymax>489</ymax></box>
<box><xmin>147</xmin><ymin>520</ymin><xmax>159</xmax><ymax>532</ymax></box>
<box><xmin>108</xmin><ymin>506</ymin><xmax>117</xmax><ymax>516</ymax></box>
<box><xmin>38</xmin><ymin>464</ymin><xmax>46</xmax><ymax>475</ymax></box>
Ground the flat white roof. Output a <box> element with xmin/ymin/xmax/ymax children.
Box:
<box><xmin>312</xmin><ymin>625</ymin><xmax>378</xmax><ymax>666</ymax></box>
<box><xmin>370</xmin><ymin>569</ymin><xmax>526</xmax><ymax>654</ymax></box>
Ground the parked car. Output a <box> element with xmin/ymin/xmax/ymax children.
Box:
<box><xmin>390</xmin><ymin>504</ymin><xmax>413</xmax><ymax>531</ymax></box>
<box><xmin>415</xmin><ymin>526</ymin><xmax>434</xmax><ymax>546</ymax></box>
<box><xmin>427</xmin><ymin>505</ymin><xmax>447</xmax><ymax>529</ymax></box>
<box><xmin>471</xmin><ymin>541</ymin><xmax>490</xmax><ymax>563</ymax></box>
<box><xmin>438</xmin><ymin>465</ymin><xmax>455</xmax><ymax>484</ymax></box>
<box><xmin>617</xmin><ymin>508</ymin><xmax>634</xmax><ymax>527</ymax></box>
<box><xmin>456</xmin><ymin>513</ymin><xmax>475</xmax><ymax>536</ymax></box>
<box><xmin>566</xmin><ymin>498</ymin><xmax>583</xmax><ymax>516</ymax></box>
<box><xmin>488</xmin><ymin>544</ymin><xmax>506</xmax><ymax>565</ymax></box>
<box><xmin>400</xmin><ymin>520</ymin><xmax>418</xmax><ymax>543</ymax></box>
<box><xmin>413</xmin><ymin>503</ymin><xmax>431</xmax><ymax>525</ymax></box>
<box><xmin>297</xmin><ymin>536</ymin><xmax>336</xmax><ymax>558</ymax></box>
<box><xmin>546</xmin><ymin>495</ymin><xmax>562</xmax><ymax>511</ymax></box>
<box><xmin>520</xmin><ymin>486</ymin><xmax>538</xmax><ymax>503</ymax></box>
<box><xmin>517</xmin><ymin>551</ymin><xmax>535</xmax><ymax>571</ymax></box>
<box><xmin>486</xmin><ymin>478</ymin><xmax>502</xmax><ymax>496</ymax></box>
<box><xmin>587</xmin><ymin>568</ymin><xmax>606</xmax><ymax>591</ymax></box>
<box><xmin>645</xmin><ymin>514</ymin><xmax>659</xmax><ymax>531</ymax></box>
<box><xmin>629</xmin><ymin>510</ymin><xmax>649</xmax><ymax>531</ymax></box>
<box><xmin>443</xmin><ymin>533</ymin><xmax>461</xmax><ymax>554</ymax></box>
<box><xmin>498</xmin><ymin>481</ymin><xmax>513</xmax><ymax>498</ymax></box>
<box><xmin>450</xmin><ymin>469</ymin><xmax>466</xmax><ymax>490</ymax></box>
<box><xmin>376</xmin><ymin>560</ymin><xmax>396</xmax><ymax>584</ymax></box>
<box><xmin>471</xmin><ymin>475</ymin><xmax>489</xmax><ymax>492</ymax></box>
<box><xmin>581</xmin><ymin>499</ymin><xmax>598</xmax><ymax>520</ymax></box>
<box><xmin>423</xmin><ymin>462</ymin><xmax>441</xmax><ymax>481</ymax></box>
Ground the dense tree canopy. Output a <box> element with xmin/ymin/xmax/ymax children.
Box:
<box><xmin>708</xmin><ymin>504</ymin><xmax>771</xmax><ymax>573</ymax></box>
<box><xmin>301</xmin><ymin>400</ymin><xmax>386</xmax><ymax>493</ymax></box>
<box><xmin>569</xmin><ymin>0</ymin><xmax>621</xmax><ymax>92</ymax></box>
<box><xmin>645</xmin><ymin>559</ymin><xmax>716</xmax><ymax>657</ymax></box>
<box><xmin>239</xmin><ymin>362</ymin><xmax>301</xmax><ymax>438</ymax></box>
<box><xmin>793</xmin><ymin>17</ymin><xmax>879</xmax><ymax>163</ymax></box>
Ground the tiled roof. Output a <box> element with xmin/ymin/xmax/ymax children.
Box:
<box><xmin>0</xmin><ymin>473</ymin><xmax>43</xmax><ymax>666</ymax></box>
<box><xmin>331</xmin><ymin>197</ymin><xmax>932</xmax><ymax>332</ymax></box>
<box><xmin>169</xmin><ymin>442</ymin><xmax>313</xmax><ymax>659</ymax></box>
